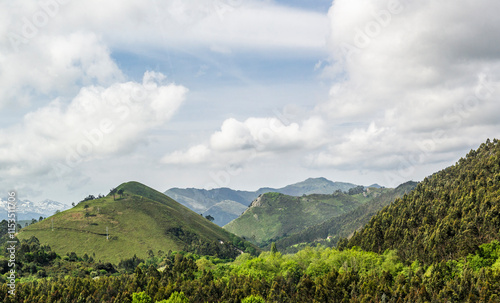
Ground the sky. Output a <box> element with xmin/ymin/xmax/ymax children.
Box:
<box><xmin>1</xmin><ymin>0</ymin><xmax>499</xmax><ymax>205</ymax></box>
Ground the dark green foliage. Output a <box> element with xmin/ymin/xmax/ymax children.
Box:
<box><xmin>80</xmin><ymin>194</ymin><xmax>96</xmax><ymax>203</ymax></box>
<box><xmin>348</xmin><ymin>185</ymin><xmax>365</xmax><ymax>195</ymax></box>
<box><xmin>119</xmin><ymin>255</ymin><xmax>145</xmax><ymax>273</ymax></box>
<box><xmin>347</xmin><ymin>139</ymin><xmax>500</xmax><ymax>264</ymax></box>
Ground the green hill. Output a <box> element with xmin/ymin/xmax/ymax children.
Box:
<box><xmin>273</xmin><ymin>181</ymin><xmax>417</xmax><ymax>252</ymax></box>
<box><xmin>344</xmin><ymin>139</ymin><xmax>500</xmax><ymax>264</ymax></box>
<box><xmin>223</xmin><ymin>188</ymin><xmax>390</xmax><ymax>246</ymax></box>
<box><xmin>18</xmin><ymin>181</ymin><xmax>256</xmax><ymax>263</ymax></box>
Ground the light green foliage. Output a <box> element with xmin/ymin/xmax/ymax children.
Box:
<box><xmin>242</xmin><ymin>294</ymin><xmax>266</xmax><ymax>303</ymax></box>
<box><xmin>229</xmin><ymin>246</ymin><xmax>404</xmax><ymax>281</ymax></box>
<box><xmin>161</xmin><ymin>291</ymin><xmax>189</xmax><ymax>303</ymax></box>
<box><xmin>132</xmin><ymin>291</ymin><xmax>152</xmax><ymax>303</ymax></box>
<box><xmin>195</xmin><ymin>257</ymin><xmax>215</xmax><ymax>272</ymax></box>
<box><xmin>466</xmin><ymin>240</ymin><xmax>500</xmax><ymax>270</ymax></box>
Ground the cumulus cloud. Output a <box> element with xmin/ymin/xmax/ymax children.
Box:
<box><xmin>307</xmin><ymin>0</ymin><xmax>500</xmax><ymax>182</ymax></box>
<box><xmin>0</xmin><ymin>30</ymin><xmax>123</xmax><ymax>108</ymax></box>
<box><xmin>162</xmin><ymin>116</ymin><xmax>326</xmax><ymax>165</ymax></box>
<box><xmin>0</xmin><ymin>71</ymin><xmax>187</xmax><ymax>179</ymax></box>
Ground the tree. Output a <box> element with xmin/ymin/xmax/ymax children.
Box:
<box><xmin>160</xmin><ymin>291</ymin><xmax>190</xmax><ymax>303</ymax></box>
<box><xmin>117</xmin><ymin>189</ymin><xmax>124</xmax><ymax>199</ymax></box>
<box><xmin>242</xmin><ymin>295</ymin><xmax>266</xmax><ymax>303</ymax></box>
<box><xmin>271</xmin><ymin>242</ymin><xmax>278</xmax><ymax>254</ymax></box>
<box><xmin>109</xmin><ymin>188</ymin><xmax>117</xmax><ymax>200</ymax></box>
<box><xmin>132</xmin><ymin>291</ymin><xmax>152</xmax><ymax>303</ymax></box>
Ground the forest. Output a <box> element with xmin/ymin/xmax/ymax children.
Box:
<box><xmin>0</xmin><ymin>236</ymin><xmax>499</xmax><ymax>302</ymax></box>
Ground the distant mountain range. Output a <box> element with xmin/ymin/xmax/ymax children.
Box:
<box><xmin>0</xmin><ymin>198</ymin><xmax>67</xmax><ymax>220</ymax></box>
<box><xmin>164</xmin><ymin>177</ymin><xmax>360</xmax><ymax>226</ymax></box>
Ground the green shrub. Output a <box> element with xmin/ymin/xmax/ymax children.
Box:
<box><xmin>242</xmin><ymin>295</ymin><xmax>266</xmax><ymax>303</ymax></box>
<box><xmin>132</xmin><ymin>291</ymin><xmax>152</xmax><ymax>303</ymax></box>
<box><xmin>156</xmin><ymin>291</ymin><xmax>190</xmax><ymax>303</ymax></box>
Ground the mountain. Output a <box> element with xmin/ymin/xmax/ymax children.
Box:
<box><xmin>0</xmin><ymin>198</ymin><xmax>68</xmax><ymax>220</ymax></box>
<box><xmin>344</xmin><ymin>139</ymin><xmax>500</xmax><ymax>264</ymax></box>
<box><xmin>223</xmin><ymin>188</ymin><xmax>390</xmax><ymax>246</ymax></box>
<box><xmin>165</xmin><ymin>177</ymin><xmax>358</xmax><ymax>226</ymax></box>
<box><xmin>272</xmin><ymin>181</ymin><xmax>417</xmax><ymax>252</ymax></box>
<box><xmin>270</xmin><ymin>177</ymin><xmax>357</xmax><ymax>196</ymax></box>
<box><xmin>18</xmin><ymin>181</ymin><xmax>257</xmax><ymax>263</ymax></box>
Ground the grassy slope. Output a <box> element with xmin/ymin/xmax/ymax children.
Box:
<box><xmin>223</xmin><ymin>190</ymin><xmax>383</xmax><ymax>246</ymax></box>
<box><xmin>18</xmin><ymin>181</ymin><xmax>244</xmax><ymax>263</ymax></box>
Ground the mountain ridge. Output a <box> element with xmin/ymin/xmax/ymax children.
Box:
<box><xmin>272</xmin><ymin>181</ymin><xmax>418</xmax><ymax>252</ymax></box>
<box><xmin>165</xmin><ymin>177</ymin><xmax>359</xmax><ymax>226</ymax></box>
<box><xmin>0</xmin><ymin>198</ymin><xmax>67</xmax><ymax>220</ymax></box>
<box><xmin>223</xmin><ymin>188</ymin><xmax>389</xmax><ymax>246</ymax></box>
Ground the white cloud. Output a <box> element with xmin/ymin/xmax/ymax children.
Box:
<box><xmin>162</xmin><ymin>144</ymin><xmax>211</xmax><ymax>165</ymax></box>
<box><xmin>308</xmin><ymin>0</ymin><xmax>500</xmax><ymax>178</ymax></box>
<box><xmin>0</xmin><ymin>30</ymin><xmax>123</xmax><ymax>108</ymax></box>
<box><xmin>0</xmin><ymin>71</ymin><xmax>187</xmax><ymax>179</ymax></box>
<box><xmin>162</xmin><ymin>116</ymin><xmax>327</xmax><ymax>165</ymax></box>
<box><xmin>13</xmin><ymin>0</ymin><xmax>329</xmax><ymax>53</ymax></box>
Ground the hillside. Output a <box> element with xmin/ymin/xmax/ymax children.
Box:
<box><xmin>18</xmin><ymin>181</ymin><xmax>256</xmax><ymax>263</ymax></box>
<box><xmin>165</xmin><ymin>177</ymin><xmax>358</xmax><ymax>226</ymax></box>
<box><xmin>345</xmin><ymin>139</ymin><xmax>500</xmax><ymax>264</ymax></box>
<box><xmin>273</xmin><ymin>181</ymin><xmax>417</xmax><ymax>252</ymax></box>
<box><xmin>223</xmin><ymin>188</ymin><xmax>388</xmax><ymax>246</ymax></box>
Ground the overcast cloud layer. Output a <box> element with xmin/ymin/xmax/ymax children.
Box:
<box><xmin>1</xmin><ymin>0</ymin><xmax>499</xmax><ymax>203</ymax></box>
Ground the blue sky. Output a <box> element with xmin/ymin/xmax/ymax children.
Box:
<box><xmin>1</xmin><ymin>0</ymin><xmax>499</xmax><ymax>204</ymax></box>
